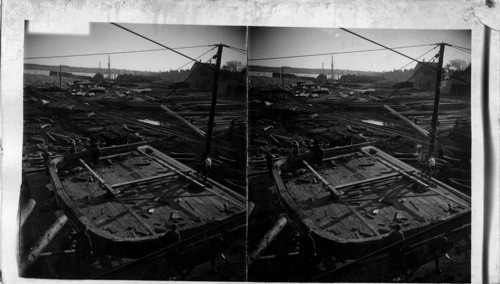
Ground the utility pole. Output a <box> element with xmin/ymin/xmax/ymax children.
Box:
<box><xmin>427</xmin><ymin>43</ymin><xmax>446</xmax><ymax>158</ymax></box>
<box><xmin>281</xmin><ymin>66</ymin><xmax>285</xmax><ymax>90</ymax></box>
<box><xmin>331</xmin><ymin>55</ymin><xmax>334</xmax><ymax>80</ymax></box>
<box><xmin>282</xmin><ymin>66</ymin><xmax>286</xmax><ymax>106</ymax></box>
<box><xmin>204</xmin><ymin>44</ymin><xmax>225</xmax><ymax>158</ymax></box>
<box><xmin>59</xmin><ymin>65</ymin><xmax>62</xmax><ymax>105</ymax></box>
<box><xmin>108</xmin><ymin>55</ymin><xmax>111</xmax><ymax>80</ymax></box>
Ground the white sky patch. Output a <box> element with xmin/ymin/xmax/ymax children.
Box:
<box><xmin>27</xmin><ymin>21</ymin><xmax>90</xmax><ymax>35</ymax></box>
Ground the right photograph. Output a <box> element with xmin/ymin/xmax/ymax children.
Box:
<box><xmin>247</xmin><ymin>27</ymin><xmax>472</xmax><ymax>282</ymax></box>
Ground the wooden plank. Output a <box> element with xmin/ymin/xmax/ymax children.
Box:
<box><xmin>362</xmin><ymin>149</ymin><xmax>430</xmax><ymax>188</ymax></box>
<box><xmin>20</xmin><ymin>199</ymin><xmax>37</xmax><ymax>227</ymax></box>
<box><xmin>302</xmin><ymin>181</ymin><xmax>381</xmax><ymax>236</ymax></box>
<box><xmin>79</xmin><ymin>159</ymin><xmax>155</xmax><ymax>235</ymax></box>
<box><xmin>140</xmin><ymin>150</ymin><xmax>242</xmax><ymax>207</ymax></box>
<box><xmin>383</xmin><ymin>104</ymin><xmax>429</xmax><ymax>137</ymax></box>
<box><xmin>111</xmin><ymin>172</ymin><xmax>176</xmax><ymax>188</ymax></box>
<box><xmin>336</xmin><ymin>172</ymin><xmax>400</xmax><ymax>192</ymax></box>
<box><xmin>100</xmin><ymin>152</ymin><xmax>132</xmax><ymax>160</ymax></box>
<box><xmin>160</xmin><ymin>104</ymin><xmax>206</xmax><ymax>138</ymax></box>
<box><xmin>302</xmin><ymin>160</ymin><xmax>342</xmax><ymax>197</ymax></box>
<box><xmin>425</xmin><ymin>186</ymin><xmax>470</xmax><ymax>208</ymax></box>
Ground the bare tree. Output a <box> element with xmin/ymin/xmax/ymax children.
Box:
<box><xmin>222</xmin><ymin>60</ymin><xmax>244</xmax><ymax>72</ymax></box>
<box><xmin>446</xmin><ymin>59</ymin><xmax>468</xmax><ymax>71</ymax></box>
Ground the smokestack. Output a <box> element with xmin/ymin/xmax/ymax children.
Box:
<box><xmin>108</xmin><ymin>55</ymin><xmax>111</xmax><ymax>80</ymax></box>
<box><xmin>331</xmin><ymin>56</ymin><xmax>334</xmax><ymax>80</ymax></box>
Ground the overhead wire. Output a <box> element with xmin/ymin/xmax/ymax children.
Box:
<box><xmin>225</xmin><ymin>46</ymin><xmax>247</xmax><ymax>55</ymax></box>
<box><xmin>385</xmin><ymin>55</ymin><xmax>438</xmax><ymax>101</ymax></box>
<box><xmin>110</xmin><ymin>23</ymin><xmax>214</xmax><ymax>70</ymax></box>
<box><xmin>110</xmin><ymin>23</ymin><xmax>248</xmax><ymax>87</ymax></box>
<box><xmin>175</xmin><ymin>46</ymin><xmax>218</xmax><ymax>71</ymax></box>
<box><xmin>226</xmin><ymin>45</ymin><xmax>247</xmax><ymax>53</ymax></box>
<box><xmin>24</xmin><ymin>45</ymin><xmax>212</xmax><ymax>60</ymax></box>
<box><xmin>163</xmin><ymin>50</ymin><xmax>219</xmax><ymax>99</ymax></box>
<box><xmin>248</xmin><ymin>44</ymin><xmax>435</xmax><ymax>61</ymax></box>
<box><xmin>396</xmin><ymin>45</ymin><xmax>439</xmax><ymax>71</ymax></box>
<box><xmin>448</xmin><ymin>45</ymin><xmax>471</xmax><ymax>54</ymax></box>
<box><xmin>340</xmin><ymin>28</ymin><xmax>470</xmax><ymax>85</ymax></box>
<box><xmin>448</xmin><ymin>44</ymin><xmax>471</xmax><ymax>51</ymax></box>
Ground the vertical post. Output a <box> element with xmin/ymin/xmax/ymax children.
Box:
<box><xmin>59</xmin><ymin>65</ymin><xmax>62</xmax><ymax>105</ymax></box>
<box><xmin>204</xmin><ymin>44</ymin><xmax>224</xmax><ymax>157</ymax></box>
<box><xmin>331</xmin><ymin>55</ymin><xmax>334</xmax><ymax>80</ymax></box>
<box><xmin>427</xmin><ymin>43</ymin><xmax>445</xmax><ymax>157</ymax></box>
<box><xmin>281</xmin><ymin>66</ymin><xmax>285</xmax><ymax>90</ymax></box>
<box><xmin>282</xmin><ymin>66</ymin><xmax>286</xmax><ymax>106</ymax></box>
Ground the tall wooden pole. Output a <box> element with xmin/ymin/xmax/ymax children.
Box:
<box><xmin>282</xmin><ymin>66</ymin><xmax>286</xmax><ymax>106</ymax></box>
<box><xmin>281</xmin><ymin>66</ymin><xmax>285</xmax><ymax>90</ymax></box>
<box><xmin>59</xmin><ymin>65</ymin><xmax>62</xmax><ymax>105</ymax></box>
<box><xmin>331</xmin><ymin>55</ymin><xmax>334</xmax><ymax>80</ymax></box>
<box><xmin>19</xmin><ymin>214</ymin><xmax>68</xmax><ymax>274</ymax></box>
<box><xmin>204</xmin><ymin>44</ymin><xmax>224</xmax><ymax>157</ymax></box>
<box><xmin>427</xmin><ymin>43</ymin><xmax>445</xmax><ymax>157</ymax></box>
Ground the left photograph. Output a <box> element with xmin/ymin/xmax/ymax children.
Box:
<box><xmin>19</xmin><ymin>22</ymin><xmax>249</xmax><ymax>281</ymax></box>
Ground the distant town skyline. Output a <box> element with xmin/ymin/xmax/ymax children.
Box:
<box><xmin>24</xmin><ymin>22</ymin><xmax>247</xmax><ymax>73</ymax></box>
<box><xmin>248</xmin><ymin>28</ymin><xmax>471</xmax><ymax>72</ymax></box>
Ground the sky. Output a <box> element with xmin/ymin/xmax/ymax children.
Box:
<box><xmin>248</xmin><ymin>27</ymin><xmax>471</xmax><ymax>72</ymax></box>
<box><xmin>25</xmin><ymin>24</ymin><xmax>471</xmax><ymax>73</ymax></box>
<box><xmin>24</xmin><ymin>22</ymin><xmax>247</xmax><ymax>72</ymax></box>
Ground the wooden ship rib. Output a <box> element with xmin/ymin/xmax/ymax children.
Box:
<box><xmin>49</xmin><ymin>143</ymin><xmax>249</xmax><ymax>258</ymax></box>
<box><xmin>272</xmin><ymin>143</ymin><xmax>471</xmax><ymax>259</ymax></box>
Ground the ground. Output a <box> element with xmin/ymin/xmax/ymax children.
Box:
<box><xmin>247</xmin><ymin>80</ymin><xmax>471</xmax><ymax>282</ymax></box>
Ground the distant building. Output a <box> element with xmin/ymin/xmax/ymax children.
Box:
<box><xmin>339</xmin><ymin>74</ymin><xmax>382</xmax><ymax>83</ymax></box>
<box><xmin>413</xmin><ymin>61</ymin><xmax>439</xmax><ymax>90</ymax></box>
<box><xmin>441</xmin><ymin>65</ymin><xmax>471</xmax><ymax>97</ymax></box>
<box><xmin>49</xmin><ymin>71</ymin><xmax>74</xmax><ymax>78</ymax></box>
<box><xmin>189</xmin><ymin>62</ymin><xmax>246</xmax><ymax>98</ymax></box>
<box><xmin>189</xmin><ymin>62</ymin><xmax>216</xmax><ymax>90</ymax></box>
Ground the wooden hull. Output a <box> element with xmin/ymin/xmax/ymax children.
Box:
<box><xmin>50</xmin><ymin>143</ymin><xmax>248</xmax><ymax>259</ymax></box>
<box><xmin>448</xmin><ymin>178</ymin><xmax>471</xmax><ymax>195</ymax></box>
<box><xmin>272</xmin><ymin>143</ymin><xmax>471</xmax><ymax>260</ymax></box>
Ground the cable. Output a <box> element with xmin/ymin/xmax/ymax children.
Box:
<box><xmin>24</xmin><ymin>45</ymin><xmax>212</xmax><ymax>60</ymax></box>
<box><xmin>340</xmin><ymin>28</ymin><xmax>470</xmax><ymax>85</ymax></box>
<box><xmin>111</xmin><ymin>23</ymin><xmax>219</xmax><ymax>70</ymax></box>
<box><xmin>226</xmin><ymin>46</ymin><xmax>247</xmax><ymax>55</ymax></box>
<box><xmin>396</xmin><ymin>45</ymin><xmax>439</xmax><ymax>71</ymax></box>
<box><xmin>163</xmin><ymin>52</ymin><xmax>218</xmax><ymax>99</ymax></box>
<box><xmin>448</xmin><ymin>45</ymin><xmax>471</xmax><ymax>54</ymax></box>
<box><xmin>110</xmin><ymin>22</ymin><xmax>248</xmax><ymax>86</ymax></box>
<box><xmin>225</xmin><ymin>44</ymin><xmax>247</xmax><ymax>52</ymax></box>
<box><xmin>175</xmin><ymin>46</ymin><xmax>218</xmax><ymax>70</ymax></box>
<box><xmin>110</xmin><ymin>23</ymin><xmax>250</xmax><ymax>92</ymax></box>
<box><xmin>248</xmin><ymin>44</ymin><xmax>434</xmax><ymax>61</ymax></box>
<box><xmin>449</xmin><ymin>44</ymin><xmax>471</xmax><ymax>51</ymax></box>
<box><xmin>385</xmin><ymin>56</ymin><xmax>438</xmax><ymax>101</ymax></box>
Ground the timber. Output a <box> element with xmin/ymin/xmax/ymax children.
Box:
<box><xmin>383</xmin><ymin>104</ymin><xmax>429</xmax><ymax>137</ymax></box>
<box><xmin>160</xmin><ymin>104</ymin><xmax>206</xmax><ymax>138</ymax></box>
<box><xmin>248</xmin><ymin>215</ymin><xmax>288</xmax><ymax>267</ymax></box>
<box><xmin>20</xmin><ymin>199</ymin><xmax>37</xmax><ymax>227</ymax></box>
<box><xmin>302</xmin><ymin>160</ymin><xmax>342</xmax><ymax>197</ymax></box>
<box><xmin>19</xmin><ymin>214</ymin><xmax>68</xmax><ymax>273</ymax></box>
<box><xmin>79</xmin><ymin>158</ymin><xmax>155</xmax><ymax>234</ymax></box>
<box><xmin>111</xmin><ymin>172</ymin><xmax>176</xmax><ymax>188</ymax></box>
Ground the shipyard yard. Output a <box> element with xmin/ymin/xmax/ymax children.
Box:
<box><xmin>247</xmin><ymin>77</ymin><xmax>472</xmax><ymax>282</ymax></box>
<box><xmin>19</xmin><ymin>23</ymin><xmax>249</xmax><ymax>281</ymax></box>
<box><xmin>246</xmin><ymin>28</ymin><xmax>472</xmax><ymax>282</ymax></box>
<box><xmin>17</xmin><ymin>23</ymin><xmax>473</xmax><ymax>282</ymax></box>
<box><xmin>20</xmin><ymin>73</ymin><xmax>248</xmax><ymax>280</ymax></box>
